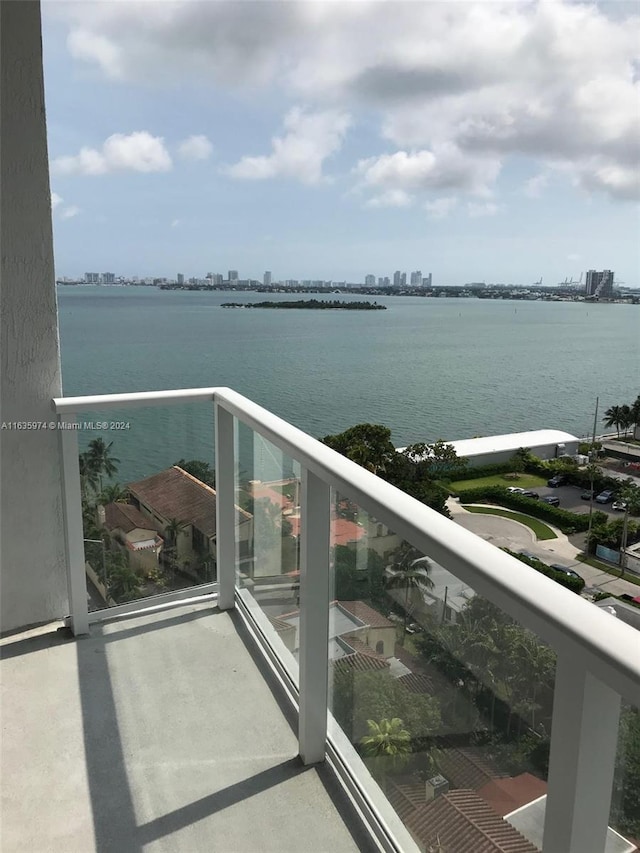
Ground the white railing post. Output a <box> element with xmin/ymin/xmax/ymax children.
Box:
<box><xmin>298</xmin><ymin>468</ymin><xmax>331</xmax><ymax>765</ymax></box>
<box><xmin>58</xmin><ymin>417</ymin><xmax>89</xmax><ymax>636</ymax></box>
<box><xmin>215</xmin><ymin>402</ymin><xmax>236</xmax><ymax>610</ymax></box>
<box><xmin>543</xmin><ymin>656</ymin><xmax>621</xmax><ymax>853</ymax></box>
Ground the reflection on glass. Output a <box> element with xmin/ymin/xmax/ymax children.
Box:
<box><xmin>76</xmin><ymin>404</ymin><xmax>217</xmax><ymax>608</ymax></box>
<box><xmin>610</xmin><ymin>703</ymin><xmax>640</xmax><ymax>852</ymax></box>
<box><xmin>235</xmin><ymin>425</ymin><xmax>300</xmax><ymax>647</ymax></box>
<box><xmin>328</xmin><ymin>496</ymin><xmax>559</xmax><ymax>852</ymax></box>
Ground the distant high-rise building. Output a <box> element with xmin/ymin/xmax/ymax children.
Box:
<box><xmin>423</xmin><ymin>273</ymin><xmax>433</xmax><ymax>288</ymax></box>
<box><xmin>177</xmin><ymin>273</ymin><xmax>184</xmax><ymax>285</ymax></box>
<box><xmin>264</xmin><ymin>271</ymin><xmax>272</xmax><ymax>287</ymax></box>
<box><xmin>393</xmin><ymin>270</ymin><xmax>401</xmax><ymax>287</ymax></box>
<box><xmin>585</xmin><ymin>269</ymin><xmax>614</xmax><ymax>299</ymax></box>
<box><xmin>364</xmin><ymin>274</ymin><xmax>376</xmax><ymax>286</ymax></box>
<box><xmin>400</xmin><ymin>272</ymin><xmax>407</xmax><ymax>287</ymax></box>
<box><xmin>228</xmin><ymin>270</ymin><xmax>239</xmax><ymax>281</ymax></box>
<box><xmin>102</xmin><ymin>272</ymin><xmax>115</xmax><ymax>284</ymax></box>
<box><xmin>84</xmin><ymin>272</ymin><xmax>99</xmax><ymax>283</ymax></box>
<box><xmin>410</xmin><ymin>270</ymin><xmax>422</xmax><ymax>286</ymax></box>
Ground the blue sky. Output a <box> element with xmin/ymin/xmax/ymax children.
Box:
<box><xmin>43</xmin><ymin>1</ymin><xmax>639</xmax><ymax>286</ymax></box>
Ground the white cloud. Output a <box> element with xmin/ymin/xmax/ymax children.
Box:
<box><xmin>52</xmin><ymin>131</ymin><xmax>172</xmax><ymax>176</ymax></box>
<box><xmin>51</xmin><ymin>192</ymin><xmax>63</xmax><ymax>210</ymax></box>
<box><xmin>226</xmin><ymin>107</ymin><xmax>351</xmax><ymax>185</ymax></box>
<box><xmin>366</xmin><ymin>189</ymin><xmax>413</xmax><ymax>209</ymax></box>
<box><xmin>57</xmin><ymin>1</ymin><xmax>640</xmax><ymax>200</ymax></box>
<box><xmin>524</xmin><ymin>173</ymin><xmax>549</xmax><ymax>198</ymax></box>
<box><xmin>178</xmin><ymin>134</ymin><xmax>213</xmax><ymax>161</ymax></box>
<box><xmin>60</xmin><ymin>205</ymin><xmax>81</xmax><ymax>220</ymax></box>
<box><xmin>425</xmin><ymin>197</ymin><xmax>458</xmax><ymax>219</ymax></box>
<box><xmin>355</xmin><ymin>146</ymin><xmax>501</xmax><ymax>202</ymax></box>
<box><xmin>467</xmin><ymin>201</ymin><xmax>502</xmax><ymax>218</ymax></box>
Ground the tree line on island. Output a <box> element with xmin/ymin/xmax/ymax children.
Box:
<box><xmin>222</xmin><ymin>299</ymin><xmax>386</xmax><ymax>310</ymax></box>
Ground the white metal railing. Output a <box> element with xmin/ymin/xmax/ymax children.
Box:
<box><xmin>53</xmin><ymin>387</ymin><xmax>640</xmax><ymax>853</ymax></box>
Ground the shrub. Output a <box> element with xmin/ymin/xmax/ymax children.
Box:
<box><xmin>458</xmin><ymin>485</ymin><xmax>591</xmax><ymax>533</ymax></box>
<box><xmin>505</xmin><ymin>549</ymin><xmax>585</xmax><ymax>594</ymax></box>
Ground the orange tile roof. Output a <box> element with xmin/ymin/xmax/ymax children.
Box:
<box><xmin>332</xmin><ymin>652</ymin><xmax>389</xmax><ymax>674</ymax></box>
<box><xmin>402</xmin><ymin>789</ymin><xmax>540</xmax><ymax>853</ymax></box>
<box><xmin>103</xmin><ymin>502</ymin><xmax>157</xmax><ymax>534</ymax></box>
<box><xmin>128</xmin><ymin>466</ymin><xmax>250</xmax><ymax>539</ymax></box>
<box><xmin>396</xmin><ymin>672</ymin><xmax>434</xmax><ymax>695</ymax></box>
<box><xmin>338</xmin><ymin>600</ymin><xmax>394</xmax><ymax>629</ymax></box>
<box><xmin>251</xmin><ymin>484</ymin><xmax>291</xmax><ymax>510</ymax></box>
<box><xmin>437</xmin><ymin>745</ymin><xmax>508</xmax><ymax>792</ymax></box>
<box><xmin>478</xmin><ymin>773</ymin><xmax>548</xmax><ymax>818</ymax></box>
<box><xmin>285</xmin><ymin>516</ymin><xmax>365</xmax><ymax>546</ymax></box>
<box><xmin>332</xmin><ymin>518</ymin><xmax>366</xmax><ymax>545</ymax></box>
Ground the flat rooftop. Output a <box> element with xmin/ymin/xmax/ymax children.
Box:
<box><xmin>0</xmin><ymin>602</ymin><xmax>375</xmax><ymax>853</ymax></box>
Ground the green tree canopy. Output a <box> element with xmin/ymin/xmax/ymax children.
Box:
<box><xmin>322</xmin><ymin>423</ymin><xmax>399</xmax><ymax>476</ymax></box>
<box><xmin>174</xmin><ymin>459</ymin><xmax>215</xmax><ymax>487</ymax></box>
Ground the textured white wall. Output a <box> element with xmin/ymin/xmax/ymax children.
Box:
<box><xmin>0</xmin><ymin>1</ymin><xmax>69</xmax><ymax>631</ymax></box>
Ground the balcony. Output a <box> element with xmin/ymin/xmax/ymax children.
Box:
<box><xmin>2</xmin><ymin>386</ymin><xmax>639</xmax><ymax>853</ymax></box>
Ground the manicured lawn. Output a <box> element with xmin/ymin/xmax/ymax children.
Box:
<box><xmin>462</xmin><ymin>505</ymin><xmax>557</xmax><ymax>540</ymax></box>
<box><xmin>450</xmin><ymin>473</ymin><xmax>547</xmax><ymax>491</ymax></box>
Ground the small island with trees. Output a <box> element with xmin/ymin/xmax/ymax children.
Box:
<box><xmin>221</xmin><ymin>299</ymin><xmax>386</xmax><ymax>310</ymax></box>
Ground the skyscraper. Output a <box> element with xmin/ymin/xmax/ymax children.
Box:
<box><xmin>177</xmin><ymin>273</ymin><xmax>184</xmax><ymax>285</ymax></box>
<box><xmin>393</xmin><ymin>270</ymin><xmax>401</xmax><ymax>287</ymax></box>
<box><xmin>364</xmin><ymin>274</ymin><xmax>376</xmax><ymax>286</ymax></box>
<box><xmin>400</xmin><ymin>272</ymin><xmax>407</xmax><ymax>287</ymax></box>
<box><xmin>228</xmin><ymin>270</ymin><xmax>239</xmax><ymax>281</ymax></box>
<box><xmin>585</xmin><ymin>270</ymin><xmax>614</xmax><ymax>299</ymax></box>
<box><xmin>264</xmin><ymin>271</ymin><xmax>272</xmax><ymax>287</ymax></box>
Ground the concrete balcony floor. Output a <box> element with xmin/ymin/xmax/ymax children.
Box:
<box><xmin>1</xmin><ymin>602</ymin><xmax>375</xmax><ymax>853</ymax></box>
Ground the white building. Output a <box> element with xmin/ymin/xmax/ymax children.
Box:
<box><xmin>399</xmin><ymin>429</ymin><xmax>580</xmax><ymax>468</ymax></box>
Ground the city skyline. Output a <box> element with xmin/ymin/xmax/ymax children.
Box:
<box><xmin>44</xmin><ymin>2</ymin><xmax>639</xmax><ymax>284</ymax></box>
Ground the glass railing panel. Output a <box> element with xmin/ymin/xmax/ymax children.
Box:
<box><xmin>235</xmin><ymin>422</ymin><xmax>300</xmax><ymax>672</ymax></box>
<box><xmin>327</xmin><ymin>493</ymin><xmax>558</xmax><ymax>852</ymax></box>
<box><xmin>69</xmin><ymin>402</ymin><xmax>216</xmax><ymax>610</ymax></box>
<box><xmin>610</xmin><ymin>703</ymin><xmax>640</xmax><ymax>853</ymax></box>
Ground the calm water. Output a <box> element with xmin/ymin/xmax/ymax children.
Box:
<box><xmin>58</xmin><ymin>286</ymin><xmax>639</xmax><ymax>482</ymax></box>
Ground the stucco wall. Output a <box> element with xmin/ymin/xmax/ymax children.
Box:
<box><xmin>0</xmin><ymin>1</ymin><xmax>69</xmax><ymax>632</ymax></box>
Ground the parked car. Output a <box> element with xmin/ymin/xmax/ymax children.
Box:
<box><xmin>595</xmin><ymin>490</ymin><xmax>615</xmax><ymax>504</ymax></box>
<box><xmin>580</xmin><ymin>489</ymin><xmax>595</xmax><ymax>500</ymax></box>
<box><xmin>547</xmin><ymin>474</ymin><xmax>567</xmax><ymax>487</ymax></box>
<box><xmin>549</xmin><ymin>564</ymin><xmax>585</xmax><ymax>586</ymax></box>
<box><xmin>518</xmin><ymin>550</ymin><xmax>540</xmax><ymax>562</ymax></box>
<box><xmin>542</xmin><ymin>496</ymin><xmax>560</xmax><ymax>506</ymax></box>
<box><xmin>522</xmin><ymin>490</ymin><xmax>539</xmax><ymax>499</ymax></box>
<box><xmin>612</xmin><ymin>500</ymin><xmax>628</xmax><ymax>512</ymax></box>
<box><xmin>507</xmin><ymin>486</ymin><xmax>526</xmax><ymax>493</ymax></box>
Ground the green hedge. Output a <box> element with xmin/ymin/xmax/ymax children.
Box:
<box><xmin>457</xmin><ymin>485</ymin><xmax>599</xmax><ymax>533</ymax></box>
<box><xmin>504</xmin><ymin>549</ymin><xmax>585</xmax><ymax>594</ymax></box>
<box><xmin>449</xmin><ymin>460</ymin><xmax>521</xmax><ymax>481</ymax></box>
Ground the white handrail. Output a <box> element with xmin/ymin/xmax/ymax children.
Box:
<box><xmin>213</xmin><ymin>387</ymin><xmax>640</xmax><ymax>704</ymax></box>
<box><xmin>52</xmin><ymin>386</ymin><xmax>640</xmax><ymax>703</ymax></box>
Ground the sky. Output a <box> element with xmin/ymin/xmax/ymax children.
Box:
<box><xmin>43</xmin><ymin>0</ymin><xmax>640</xmax><ymax>286</ymax></box>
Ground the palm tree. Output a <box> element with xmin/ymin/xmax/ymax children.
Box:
<box><xmin>164</xmin><ymin>517</ymin><xmax>187</xmax><ymax>552</ymax></box>
<box><xmin>87</xmin><ymin>438</ymin><xmax>120</xmax><ymax>491</ymax></box>
<box><xmin>360</xmin><ymin>718</ymin><xmax>412</xmax><ymax>786</ymax></box>
<box><xmin>620</xmin><ymin>404</ymin><xmax>633</xmax><ymax>438</ymax></box>
<box><xmin>98</xmin><ymin>483</ymin><xmax>129</xmax><ymax>504</ymax></box>
<box><xmin>631</xmin><ymin>395</ymin><xmax>640</xmax><ymax>434</ymax></box>
<box><xmin>79</xmin><ymin>452</ymin><xmax>100</xmax><ymax>501</ymax></box>
<box><xmin>603</xmin><ymin>405</ymin><xmax>623</xmax><ymax>437</ymax></box>
<box><xmin>385</xmin><ymin>544</ymin><xmax>434</xmax><ymax>641</ymax></box>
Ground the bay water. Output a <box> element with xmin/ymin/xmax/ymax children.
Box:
<box><xmin>58</xmin><ymin>286</ymin><xmax>639</xmax><ymax>483</ymax></box>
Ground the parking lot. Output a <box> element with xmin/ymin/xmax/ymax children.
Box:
<box><xmin>526</xmin><ymin>483</ymin><xmax>635</xmax><ymax>518</ymax></box>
